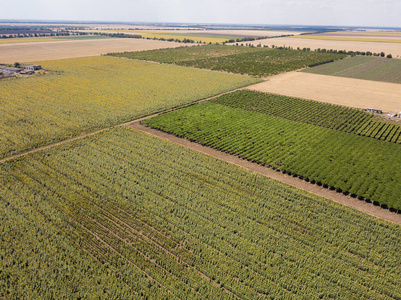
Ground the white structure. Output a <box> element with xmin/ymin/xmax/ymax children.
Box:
<box><xmin>25</xmin><ymin>65</ymin><xmax>42</xmax><ymax>71</ymax></box>
<box><xmin>366</xmin><ymin>108</ymin><xmax>382</xmax><ymax>114</ymax></box>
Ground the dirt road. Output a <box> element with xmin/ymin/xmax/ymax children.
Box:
<box><xmin>128</xmin><ymin>122</ymin><xmax>401</xmax><ymax>226</ymax></box>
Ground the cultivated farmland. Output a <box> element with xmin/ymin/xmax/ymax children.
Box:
<box><xmin>0</xmin><ymin>38</ymin><xmax>186</xmax><ymax>63</ymax></box>
<box><xmin>303</xmin><ymin>56</ymin><xmax>401</xmax><ymax>84</ymax></box>
<box><xmin>144</xmin><ymin>99</ymin><xmax>401</xmax><ymax>210</ymax></box>
<box><xmin>293</xmin><ymin>34</ymin><xmax>401</xmax><ymax>44</ymax></box>
<box><xmin>1</xmin><ymin>127</ymin><xmax>400</xmax><ymax>299</ymax></box>
<box><xmin>0</xmin><ymin>35</ymin><xmax>112</xmax><ymax>44</ymax></box>
<box><xmin>108</xmin><ymin>44</ymin><xmax>347</xmax><ymax>77</ymax></box>
<box><xmin>0</xmin><ymin>56</ymin><xmax>259</xmax><ymax>159</ymax></box>
<box><xmin>208</xmin><ymin>90</ymin><xmax>401</xmax><ymax>143</ymax></box>
<box><xmin>104</xmin><ymin>30</ymin><xmax>239</xmax><ymax>44</ymax></box>
<box><xmin>91</xmin><ymin>29</ymin><xmax>303</xmax><ymax>44</ymax></box>
<box><xmin>248</xmin><ymin>71</ymin><xmax>401</xmax><ymax>112</ymax></box>
<box><xmin>240</xmin><ymin>37</ymin><xmax>401</xmax><ymax>58</ymax></box>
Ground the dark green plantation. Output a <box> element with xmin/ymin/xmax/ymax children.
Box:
<box><xmin>144</xmin><ymin>92</ymin><xmax>401</xmax><ymax>210</ymax></box>
<box><xmin>210</xmin><ymin>90</ymin><xmax>401</xmax><ymax>144</ymax></box>
<box><xmin>1</xmin><ymin>127</ymin><xmax>400</xmax><ymax>299</ymax></box>
<box><xmin>107</xmin><ymin>45</ymin><xmax>347</xmax><ymax>77</ymax></box>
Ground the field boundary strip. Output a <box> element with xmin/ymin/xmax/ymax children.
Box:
<box><xmin>127</xmin><ymin>122</ymin><xmax>401</xmax><ymax>226</ymax></box>
<box><xmin>3</xmin><ymin>80</ymin><xmax>400</xmax><ymax>225</ymax></box>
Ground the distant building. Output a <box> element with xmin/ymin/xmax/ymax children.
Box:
<box><xmin>366</xmin><ymin>108</ymin><xmax>382</xmax><ymax>114</ymax></box>
<box><xmin>25</xmin><ymin>64</ymin><xmax>42</xmax><ymax>71</ymax></box>
<box><xmin>387</xmin><ymin>112</ymin><xmax>397</xmax><ymax>118</ymax></box>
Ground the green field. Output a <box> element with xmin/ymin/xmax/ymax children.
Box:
<box><xmin>1</xmin><ymin>127</ymin><xmax>400</xmax><ymax>299</ymax></box>
<box><xmin>108</xmin><ymin>44</ymin><xmax>347</xmax><ymax>77</ymax></box>
<box><xmin>303</xmin><ymin>56</ymin><xmax>401</xmax><ymax>84</ymax></box>
<box><xmin>144</xmin><ymin>100</ymin><xmax>401</xmax><ymax>210</ymax></box>
<box><xmin>210</xmin><ymin>90</ymin><xmax>401</xmax><ymax>144</ymax></box>
<box><xmin>0</xmin><ymin>56</ymin><xmax>259</xmax><ymax>159</ymax></box>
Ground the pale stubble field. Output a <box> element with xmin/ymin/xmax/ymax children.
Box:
<box><xmin>0</xmin><ymin>38</ymin><xmax>186</xmax><ymax>63</ymax></box>
<box><xmin>241</xmin><ymin>37</ymin><xmax>401</xmax><ymax>58</ymax></box>
<box><xmin>248</xmin><ymin>71</ymin><xmax>401</xmax><ymax>113</ymax></box>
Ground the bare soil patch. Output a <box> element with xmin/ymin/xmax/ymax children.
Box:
<box><xmin>155</xmin><ymin>29</ymin><xmax>305</xmax><ymax>37</ymax></box>
<box><xmin>248</xmin><ymin>72</ymin><xmax>401</xmax><ymax>113</ymax></box>
<box><xmin>242</xmin><ymin>37</ymin><xmax>401</xmax><ymax>58</ymax></box>
<box><xmin>0</xmin><ymin>38</ymin><xmax>185</xmax><ymax>63</ymax></box>
<box><xmin>129</xmin><ymin>122</ymin><xmax>401</xmax><ymax>226</ymax></box>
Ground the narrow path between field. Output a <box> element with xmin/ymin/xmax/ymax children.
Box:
<box><xmin>0</xmin><ymin>86</ymin><xmax>250</xmax><ymax>164</ymax></box>
<box><xmin>128</xmin><ymin>122</ymin><xmax>401</xmax><ymax>226</ymax></box>
<box><xmin>2</xmin><ymin>81</ymin><xmax>400</xmax><ymax>226</ymax></box>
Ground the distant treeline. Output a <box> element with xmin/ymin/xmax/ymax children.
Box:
<box><xmin>88</xmin><ymin>32</ymin><xmax>142</xmax><ymax>39</ymax></box>
<box><xmin>247</xmin><ymin>45</ymin><xmax>392</xmax><ymax>60</ymax></box>
<box><xmin>0</xmin><ymin>30</ymin><xmax>71</xmax><ymax>39</ymax></box>
<box><xmin>313</xmin><ymin>48</ymin><xmax>392</xmax><ymax>58</ymax></box>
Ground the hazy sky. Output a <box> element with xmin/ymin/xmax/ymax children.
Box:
<box><xmin>2</xmin><ymin>0</ymin><xmax>400</xmax><ymax>28</ymax></box>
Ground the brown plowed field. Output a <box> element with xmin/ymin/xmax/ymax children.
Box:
<box><xmin>247</xmin><ymin>72</ymin><xmax>401</xmax><ymax>113</ymax></box>
<box><xmin>0</xmin><ymin>38</ymin><xmax>185</xmax><ymax>63</ymax></box>
<box><xmin>241</xmin><ymin>37</ymin><xmax>401</xmax><ymax>58</ymax></box>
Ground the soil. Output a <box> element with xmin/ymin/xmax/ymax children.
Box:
<box><xmin>248</xmin><ymin>71</ymin><xmax>401</xmax><ymax>113</ymax></box>
<box><xmin>0</xmin><ymin>71</ymin><xmax>399</xmax><ymax>226</ymax></box>
<box><xmin>239</xmin><ymin>37</ymin><xmax>401</xmax><ymax>58</ymax></box>
<box><xmin>128</xmin><ymin>122</ymin><xmax>401</xmax><ymax>226</ymax></box>
<box><xmin>0</xmin><ymin>38</ymin><xmax>187</xmax><ymax>63</ymax></box>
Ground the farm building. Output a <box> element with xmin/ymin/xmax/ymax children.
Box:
<box><xmin>387</xmin><ymin>112</ymin><xmax>397</xmax><ymax>117</ymax></box>
<box><xmin>366</xmin><ymin>108</ymin><xmax>382</xmax><ymax>114</ymax></box>
<box><xmin>25</xmin><ymin>64</ymin><xmax>42</xmax><ymax>71</ymax></box>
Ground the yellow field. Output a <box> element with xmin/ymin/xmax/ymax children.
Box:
<box><xmin>104</xmin><ymin>30</ymin><xmax>234</xmax><ymax>43</ymax></box>
<box><xmin>0</xmin><ymin>56</ymin><xmax>259</xmax><ymax>158</ymax></box>
<box><xmin>0</xmin><ymin>37</ymin><xmax>64</xmax><ymax>44</ymax></box>
<box><xmin>292</xmin><ymin>35</ymin><xmax>401</xmax><ymax>43</ymax></box>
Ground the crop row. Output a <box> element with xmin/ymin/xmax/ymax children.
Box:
<box><xmin>144</xmin><ymin>103</ymin><xmax>401</xmax><ymax>210</ymax></box>
<box><xmin>304</xmin><ymin>55</ymin><xmax>401</xmax><ymax>84</ymax></box>
<box><xmin>1</xmin><ymin>127</ymin><xmax>400</xmax><ymax>298</ymax></box>
<box><xmin>0</xmin><ymin>56</ymin><xmax>258</xmax><ymax>160</ymax></box>
<box><xmin>212</xmin><ymin>90</ymin><xmax>401</xmax><ymax>144</ymax></box>
<box><xmin>108</xmin><ymin>44</ymin><xmax>347</xmax><ymax>77</ymax></box>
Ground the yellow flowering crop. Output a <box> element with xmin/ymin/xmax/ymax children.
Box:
<box><xmin>0</xmin><ymin>56</ymin><xmax>259</xmax><ymax>158</ymax></box>
<box><xmin>105</xmin><ymin>30</ymin><xmax>237</xmax><ymax>44</ymax></box>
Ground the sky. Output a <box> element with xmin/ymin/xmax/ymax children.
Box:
<box><xmin>1</xmin><ymin>0</ymin><xmax>400</xmax><ymax>28</ymax></box>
